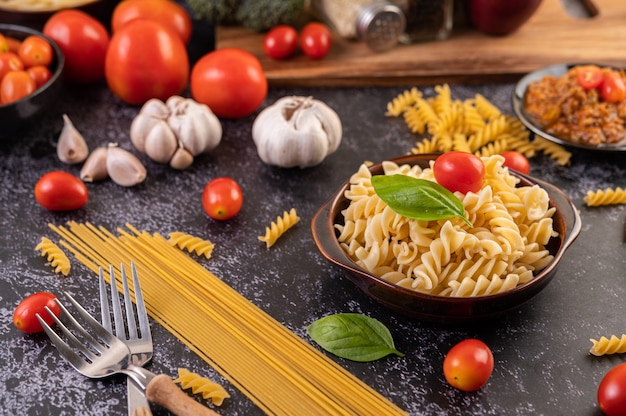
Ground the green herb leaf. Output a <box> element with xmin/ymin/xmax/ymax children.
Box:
<box><xmin>306</xmin><ymin>313</ymin><xmax>404</xmax><ymax>362</ymax></box>
<box><xmin>371</xmin><ymin>174</ymin><xmax>472</xmax><ymax>227</ymax></box>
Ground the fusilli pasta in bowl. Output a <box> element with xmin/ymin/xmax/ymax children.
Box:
<box><xmin>311</xmin><ymin>153</ymin><xmax>582</xmax><ymax>323</ymax></box>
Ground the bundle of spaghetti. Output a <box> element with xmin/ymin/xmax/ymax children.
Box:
<box><xmin>49</xmin><ymin>221</ymin><xmax>408</xmax><ymax>416</ymax></box>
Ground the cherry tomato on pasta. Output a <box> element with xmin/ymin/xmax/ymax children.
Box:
<box><xmin>500</xmin><ymin>150</ymin><xmax>530</xmax><ymax>175</ymax></box>
<box><xmin>433</xmin><ymin>151</ymin><xmax>485</xmax><ymax>194</ymax></box>
<box><xmin>202</xmin><ymin>177</ymin><xmax>243</xmax><ymax>220</ymax></box>
<box><xmin>263</xmin><ymin>25</ymin><xmax>298</xmax><ymax>59</ymax></box>
<box><xmin>34</xmin><ymin>171</ymin><xmax>88</xmax><ymax>211</ymax></box>
<box><xmin>443</xmin><ymin>339</ymin><xmax>494</xmax><ymax>392</ymax></box>
<box><xmin>13</xmin><ymin>292</ymin><xmax>61</xmax><ymax>334</ymax></box>
<box><xmin>299</xmin><ymin>22</ymin><xmax>331</xmax><ymax>59</ymax></box>
<box><xmin>111</xmin><ymin>0</ymin><xmax>193</xmax><ymax>44</ymax></box>
<box><xmin>598</xmin><ymin>362</ymin><xmax>626</xmax><ymax>416</ymax></box>
<box><xmin>601</xmin><ymin>70</ymin><xmax>626</xmax><ymax>103</ymax></box>
<box><xmin>576</xmin><ymin>65</ymin><xmax>604</xmax><ymax>90</ymax></box>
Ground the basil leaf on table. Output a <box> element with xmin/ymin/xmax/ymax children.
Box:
<box><xmin>307</xmin><ymin>313</ymin><xmax>404</xmax><ymax>362</ymax></box>
<box><xmin>371</xmin><ymin>174</ymin><xmax>472</xmax><ymax>227</ymax></box>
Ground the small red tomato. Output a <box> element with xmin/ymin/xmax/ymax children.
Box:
<box><xmin>0</xmin><ymin>51</ymin><xmax>24</xmax><ymax>80</ymax></box>
<box><xmin>17</xmin><ymin>35</ymin><xmax>53</xmax><ymax>68</ymax></box>
<box><xmin>0</xmin><ymin>70</ymin><xmax>36</xmax><ymax>104</ymax></box>
<box><xmin>263</xmin><ymin>25</ymin><xmax>298</xmax><ymax>59</ymax></box>
<box><xmin>433</xmin><ymin>151</ymin><xmax>485</xmax><ymax>194</ymax></box>
<box><xmin>601</xmin><ymin>70</ymin><xmax>626</xmax><ymax>103</ymax></box>
<box><xmin>443</xmin><ymin>338</ymin><xmax>494</xmax><ymax>392</ymax></box>
<box><xmin>500</xmin><ymin>150</ymin><xmax>530</xmax><ymax>174</ymax></box>
<box><xmin>34</xmin><ymin>171</ymin><xmax>89</xmax><ymax>211</ymax></box>
<box><xmin>13</xmin><ymin>292</ymin><xmax>61</xmax><ymax>334</ymax></box>
<box><xmin>598</xmin><ymin>362</ymin><xmax>626</xmax><ymax>416</ymax></box>
<box><xmin>576</xmin><ymin>65</ymin><xmax>604</xmax><ymax>90</ymax></box>
<box><xmin>202</xmin><ymin>177</ymin><xmax>243</xmax><ymax>220</ymax></box>
<box><xmin>299</xmin><ymin>22</ymin><xmax>332</xmax><ymax>59</ymax></box>
<box><xmin>27</xmin><ymin>65</ymin><xmax>53</xmax><ymax>87</ymax></box>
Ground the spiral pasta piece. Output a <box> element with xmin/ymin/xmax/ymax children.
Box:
<box><xmin>589</xmin><ymin>335</ymin><xmax>626</xmax><ymax>356</ymax></box>
<box><xmin>35</xmin><ymin>237</ymin><xmax>70</xmax><ymax>276</ymax></box>
<box><xmin>259</xmin><ymin>208</ymin><xmax>300</xmax><ymax>248</ymax></box>
<box><xmin>385</xmin><ymin>87</ymin><xmax>423</xmax><ymax>117</ymax></box>
<box><xmin>168</xmin><ymin>232</ymin><xmax>215</xmax><ymax>258</ymax></box>
<box><xmin>174</xmin><ymin>368</ymin><xmax>230</xmax><ymax>406</ymax></box>
<box><xmin>584</xmin><ymin>187</ymin><xmax>626</xmax><ymax>206</ymax></box>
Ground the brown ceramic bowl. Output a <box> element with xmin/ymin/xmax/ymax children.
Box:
<box><xmin>0</xmin><ymin>24</ymin><xmax>64</xmax><ymax>138</ymax></box>
<box><xmin>311</xmin><ymin>154</ymin><xmax>582</xmax><ymax>323</ymax></box>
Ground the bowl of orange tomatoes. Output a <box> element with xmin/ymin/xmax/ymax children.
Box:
<box><xmin>0</xmin><ymin>23</ymin><xmax>64</xmax><ymax>137</ymax></box>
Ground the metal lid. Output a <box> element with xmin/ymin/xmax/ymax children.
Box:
<box><xmin>356</xmin><ymin>2</ymin><xmax>406</xmax><ymax>52</ymax></box>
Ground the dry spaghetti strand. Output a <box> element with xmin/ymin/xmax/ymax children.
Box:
<box><xmin>49</xmin><ymin>222</ymin><xmax>408</xmax><ymax>416</ymax></box>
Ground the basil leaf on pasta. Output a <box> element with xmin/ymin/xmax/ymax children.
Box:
<box><xmin>372</xmin><ymin>174</ymin><xmax>472</xmax><ymax>227</ymax></box>
<box><xmin>307</xmin><ymin>313</ymin><xmax>404</xmax><ymax>362</ymax></box>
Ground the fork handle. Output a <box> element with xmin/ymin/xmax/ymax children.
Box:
<box><xmin>146</xmin><ymin>374</ymin><xmax>221</xmax><ymax>416</ymax></box>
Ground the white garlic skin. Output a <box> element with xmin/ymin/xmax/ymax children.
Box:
<box><xmin>167</xmin><ymin>98</ymin><xmax>222</xmax><ymax>156</ymax></box>
<box><xmin>143</xmin><ymin>119</ymin><xmax>178</xmax><ymax>164</ymax></box>
<box><xmin>169</xmin><ymin>147</ymin><xmax>194</xmax><ymax>170</ymax></box>
<box><xmin>57</xmin><ymin>114</ymin><xmax>89</xmax><ymax>164</ymax></box>
<box><xmin>80</xmin><ymin>147</ymin><xmax>108</xmax><ymax>182</ymax></box>
<box><xmin>106</xmin><ymin>143</ymin><xmax>147</xmax><ymax>187</ymax></box>
<box><xmin>252</xmin><ymin>96</ymin><xmax>342</xmax><ymax>169</ymax></box>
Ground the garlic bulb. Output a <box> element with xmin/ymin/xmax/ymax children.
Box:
<box><xmin>57</xmin><ymin>114</ymin><xmax>89</xmax><ymax>164</ymax></box>
<box><xmin>252</xmin><ymin>96</ymin><xmax>342</xmax><ymax>168</ymax></box>
<box><xmin>130</xmin><ymin>95</ymin><xmax>222</xmax><ymax>169</ymax></box>
<box><xmin>80</xmin><ymin>147</ymin><xmax>108</xmax><ymax>182</ymax></box>
<box><xmin>106</xmin><ymin>143</ymin><xmax>147</xmax><ymax>187</ymax></box>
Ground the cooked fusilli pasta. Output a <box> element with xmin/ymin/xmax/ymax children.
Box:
<box><xmin>584</xmin><ymin>187</ymin><xmax>626</xmax><ymax>206</ymax></box>
<box><xmin>259</xmin><ymin>208</ymin><xmax>300</xmax><ymax>248</ymax></box>
<box><xmin>335</xmin><ymin>155</ymin><xmax>557</xmax><ymax>296</ymax></box>
<box><xmin>385</xmin><ymin>87</ymin><xmax>423</xmax><ymax>117</ymax></box>
<box><xmin>168</xmin><ymin>232</ymin><xmax>215</xmax><ymax>258</ymax></box>
<box><xmin>35</xmin><ymin>237</ymin><xmax>71</xmax><ymax>276</ymax></box>
<box><xmin>533</xmin><ymin>136</ymin><xmax>572</xmax><ymax>166</ymax></box>
<box><xmin>174</xmin><ymin>368</ymin><xmax>230</xmax><ymax>406</ymax></box>
<box><xmin>590</xmin><ymin>335</ymin><xmax>626</xmax><ymax>356</ymax></box>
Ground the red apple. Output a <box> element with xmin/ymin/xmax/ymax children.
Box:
<box><xmin>470</xmin><ymin>0</ymin><xmax>543</xmax><ymax>36</ymax></box>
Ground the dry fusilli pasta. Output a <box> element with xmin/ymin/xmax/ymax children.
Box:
<box><xmin>259</xmin><ymin>208</ymin><xmax>300</xmax><ymax>248</ymax></box>
<box><xmin>590</xmin><ymin>335</ymin><xmax>626</xmax><ymax>356</ymax></box>
<box><xmin>168</xmin><ymin>232</ymin><xmax>215</xmax><ymax>258</ymax></box>
<box><xmin>35</xmin><ymin>237</ymin><xmax>70</xmax><ymax>276</ymax></box>
<box><xmin>174</xmin><ymin>368</ymin><xmax>230</xmax><ymax>406</ymax></box>
<box><xmin>584</xmin><ymin>187</ymin><xmax>626</xmax><ymax>206</ymax></box>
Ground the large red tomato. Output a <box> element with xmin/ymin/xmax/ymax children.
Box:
<box><xmin>43</xmin><ymin>9</ymin><xmax>110</xmax><ymax>84</ymax></box>
<box><xmin>105</xmin><ymin>19</ymin><xmax>189</xmax><ymax>105</ymax></box>
<box><xmin>111</xmin><ymin>0</ymin><xmax>192</xmax><ymax>44</ymax></box>
<box><xmin>190</xmin><ymin>48</ymin><xmax>267</xmax><ymax>119</ymax></box>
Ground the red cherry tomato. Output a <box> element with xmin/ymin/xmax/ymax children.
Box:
<box><xmin>106</xmin><ymin>19</ymin><xmax>189</xmax><ymax>105</ymax></box>
<box><xmin>111</xmin><ymin>0</ymin><xmax>192</xmax><ymax>44</ymax></box>
<box><xmin>443</xmin><ymin>339</ymin><xmax>494</xmax><ymax>392</ymax></box>
<box><xmin>433</xmin><ymin>151</ymin><xmax>485</xmax><ymax>194</ymax></box>
<box><xmin>299</xmin><ymin>22</ymin><xmax>332</xmax><ymax>59</ymax></box>
<box><xmin>34</xmin><ymin>171</ymin><xmax>88</xmax><ymax>211</ymax></box>
<box><xmin>13</xmin><ymin>292</ymin><xmax>61</xmax><ymax>334</ymax></box>
<box><xmin>500</xmin><ymin>150</ymin><xmax>530</xmax><ymax>175</ymax></box>
<box><xmin>17</xmin><ymin>35</ymin><xmax>53</xmax><ymax>68</ymax></box>
<box><xmin>0</xmin><ymin>51</ymin><xmax>24</xmax><ymax>80</ymax></box>
<box><xmin>598</xmin><ymin>362</ymin><xmax>626</xmax><ymax>416</ymax></box>
<box><xmin>43</xmin><ymin>9</ymin><xmax>110</xmax><ymax>84</ymax></box>
<box><xmin>202</xmin><ymin>177</ymin><xmax>243</xmax><ymax>220</ymax></box>
<box><xmin>27</xmin><ymin>65</ymin><xmax>53</xmax><ymax>88</ymax></box>
<box><xmin>576</xmin><ymin>65</ymin><xmax>604</xmax><ymax>90</ymax></box>
<box><xmin>0</xmin><ymin>70</ymin><xmax>36</xmax><ymax>104</ymax></box>
<box><xmin>191</xmin><ymin>48</ymin><xmax>267</xmax><ymax>119</ymax></box>
<box><xmin>601</xmin><ymin>70</ymin><xmax>626</xmax><ymax>103</ymax></box>
<box><xmin>263</xmin><ymin>25</ymin><xmax>298</xmax><ymax>59</ymax></box>
<box><xmin>5</xmin><ymin>36</ymin><xmax>21</xmax><ymax>54</ymax></box>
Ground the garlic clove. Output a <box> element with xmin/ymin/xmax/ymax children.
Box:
<box><xmin>165</xmin><ymin>95</ymin><xmax>186</xmax><ymax>112</ymax></box>
<box><xmin>106</xmin><ymin>143</ymin><xmax>147</xmax><ymax>187</ymax></box>
<box><xmin>130</xmin><ymin>98</ymin><xmax>170</xmax><ymax>152</ymax></box>
<box><xmin>57</xmin><ymin>114</ymin><xmax>89</xmax><ymax>164</ymax></box>
<box><xmin>168</xmin><ymin>99</ymin><xmax>222</xmax><ymax>156</ymax></box>
<box><xmin>169</xmin><ymin>147</ymin><xmax>194</xmax><ymax>170</ymax></box>
<box><xmin>143</xmin><ymin>119</ymin><xmax>178</xmax><ymax>164</ymax></box>
<box><xmin>79</xmin><ymin>147</ymin><xmax>108</xmax><ymax>182</ymax></box>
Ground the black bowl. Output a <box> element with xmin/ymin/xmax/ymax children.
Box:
<box><xmin>311</xmin><ymin>154</ymin><xmax>582</xmax><ymax>323</ymax></box>
<box><xmin>0</xmin><ymin>24</ymin><xmax>64</xmax><ymax>137</ymax></box>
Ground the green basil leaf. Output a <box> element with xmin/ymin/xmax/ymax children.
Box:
<box><xmin>306</xmin><ymin>313</ymin><xmax>404</xmax><ymax>362</ymax></box>
<box><xmin>371</xmin><ymin>174</ymin><xmax>472</xmax><ymax>227</ymax></box>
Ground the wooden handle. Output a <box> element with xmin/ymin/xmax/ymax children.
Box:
<box><xmin>145</xmin><ymin>374</ymin><xmax>220</xmax><ymax>416</ymax></box>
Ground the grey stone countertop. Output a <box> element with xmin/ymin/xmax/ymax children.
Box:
<box><xmin>1</xmin><ymin>73</ymin><xmax>625</xmax><ymax>415</ymax></box>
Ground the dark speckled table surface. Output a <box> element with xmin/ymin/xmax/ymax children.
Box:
<box><xmin>2</xmin><ymin>17</ymin><xmax>626</xmax><ymax>416</ymax></box>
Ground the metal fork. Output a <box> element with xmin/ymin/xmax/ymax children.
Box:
<box><xmin>99</xmin><ymin>263</ymin><xmax>152</xmax><ymax>416</ymax></box>
<box><xmin>36</xmin><ymin>293</ymin><xmax>220</xmax><ymax>416</ymax></box>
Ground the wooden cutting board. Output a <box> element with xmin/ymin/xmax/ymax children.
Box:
<box><xmin>216</xmin><ymin>0</ymin><xmax>626</xmax><ymax>87</ymax></box>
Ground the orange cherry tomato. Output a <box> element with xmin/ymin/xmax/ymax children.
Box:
<box><xmin>1</xmin><ymin>70</ymin><xmax>36</xmax><ymax>104</ymax></box>
<box><xmin>34</xmin><ymin>171</ymin><xmax>89</xmax><ymax>211</ymax></box>
<box><xmin>27</xmin><ymin>65</ymin><xmax>53</xmax><ymax>87</ymax></box>
<box><xmin>17</xmin><ymin>35</ymin><xmax>53</xmax><ymax>68</ymax></box>
<box><xmin>13</xmin><ymin>292</ymin><xmax>61</xmax><ymax>334</ymax></box>
<box><xmin>0</xmin><ymin>51</ymin><xmax>24</xmax><ymax>80</ymax></box>
<box><xmin>0</xmin><ymin>33</ymin><xmax>8</xmax><ymax>53</ymax></box>
<box><xmin>5</xmin><ymin>36</ymin><xmax>21</xmax><ymax>53</ymax></box>
<box><xmin>576</xmin><ymin>65</ymin><xmax>604</xmax><ymax>90</ymax></box>
<box><xmin>105</xmin><ymin>18</ymin><xmax>189</xmax><ymax>105</ymax></box>
<box><xmin>202</xmin><ymin>177</ymin><xmax>244</xmax><ymax>220</ymax></box>
<box><xmin>443</xmin><ymin>339</ymin><xmax>494</xmax><ymax>392</ymax></box>
<box><xmin>111</xmin><ymin>0</ymin><xmax>192</xmax><ymax>44</ymax></box>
